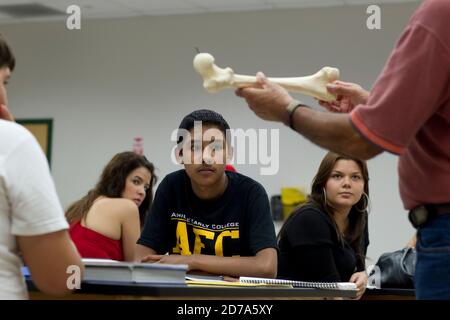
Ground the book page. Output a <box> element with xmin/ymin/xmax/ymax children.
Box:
<box><xmin>185</xmin><ymin>280</ymin><xmax>280</xmax><ymax>287</ymax></box>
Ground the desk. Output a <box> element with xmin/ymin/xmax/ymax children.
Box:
<box><xmin>363</xmin><ymin>288</ymin><xmax>415</xmax><ymax>300</ymax></box>
<box><xmin>27</xmin><ymin>280</ymin><xmax>357</xmax><ymax>300</ymax></box>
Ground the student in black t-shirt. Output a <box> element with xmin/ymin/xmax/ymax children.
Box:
<box><xmin>277</xmin><ymin>152</ymin><xmax>370</xmax><ymax>299</ymax></box>
<box><xmin>136</xmin><ymin>109</ymin><xmax>277</xmax><ymax>278</ymax></box>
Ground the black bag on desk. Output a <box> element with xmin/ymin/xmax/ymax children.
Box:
<box><xmin>375</xmin><ymin>247</ymin><xmax>416</xmax><ymax>289</ymax></box>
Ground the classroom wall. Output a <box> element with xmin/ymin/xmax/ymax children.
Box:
<box><xmin>2</xmin><ymin>1</ymin><xmax>419</xmax><ymax>262</ymax></box>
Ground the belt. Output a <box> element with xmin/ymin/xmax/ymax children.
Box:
<box><xmin>408</xmin><ymin>203</ymin><xmax>450</xmax><ymax>229</ymax></box>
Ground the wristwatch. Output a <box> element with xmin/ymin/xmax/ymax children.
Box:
<box><xmin>286</xmin><ymin>99</ymin><xmax>308</xmax><ymax>129</ymax></box>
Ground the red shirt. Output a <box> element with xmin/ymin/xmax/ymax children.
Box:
<box><xmin>350</xmin><ymin>0</ymin><xmax>450</xmax><ymax>209</ymax></box>
<box><xmin>69</xmin><ymin>221</ymin><xmax>124</xmax><ymax>261</ymax></box>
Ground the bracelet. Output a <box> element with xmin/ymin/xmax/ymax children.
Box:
<box><xmin>286</xmin><ymin>99</ymin><xmax>308</xmax><ymax>129</ymax></box>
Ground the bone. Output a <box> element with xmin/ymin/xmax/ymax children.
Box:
<box><xmin>193</xmin><ymin>53</ymin><xmax>340</xmax><ymax>102</ymax></box>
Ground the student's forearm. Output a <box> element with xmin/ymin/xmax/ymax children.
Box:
<box><xmin>135</xmin><ymin>244</ymin><xmax>157</xmax><ymax>262</ymax></box>
<box><xmin>191</xmin><ymin>254</ymin><xmax>277</xmax><ymax>278</ymax></box>
<box><xmin>18</xmin><ymin>231</ymin><xmax>84</xmax><ymax>295</ymax></box>
<box><xmin>291</xmin><ymin>107</ymin><xmax>382</xmax><ymax>160</ymax></box>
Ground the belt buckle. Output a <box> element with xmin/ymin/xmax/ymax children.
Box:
<box><xmin>409</xmin><ymin>205</ymin><xmax>429</xmax><ymax>229</ymax></box>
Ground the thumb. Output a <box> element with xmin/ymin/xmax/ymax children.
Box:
<box><xmin>255</xmin><ymin>72</ymin><xmax>269</xmax><ymax>87</ymax></box>
<box><xmin>326</xmin><ymin>83</ymin><xmax>358</xmax><ymax>97</ymax></box>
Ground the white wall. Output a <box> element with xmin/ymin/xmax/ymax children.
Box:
<box><xmin>2</xmin><ymin>2</ymin><xmax>418</xmax><ymax>262</ymax></box>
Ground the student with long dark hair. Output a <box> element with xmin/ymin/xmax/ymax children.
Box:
<box><xmin>67</xmin><ymin>151</ymin><xmax>157</xmax><ymax>261</ymax></box>
<box><xmin>278</xmin><ymin>152</ymin><xmax>370</xmax><ymax>299</ymax></box>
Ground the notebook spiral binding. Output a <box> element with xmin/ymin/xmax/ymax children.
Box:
<box><xmin>240</xmin><ymin>277</ymin><xmax>339</xmax><ymax>289</ymax></box>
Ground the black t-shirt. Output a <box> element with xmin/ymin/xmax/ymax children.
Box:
<box><xmin>277</xmin><ymin>206</ymin><xmax>369</xmax><ymax>282</ymax></box>
<box><xmin>138</xmin><ymin>170</ymin><xmax>277</xmax><ymax>257</ymax></box>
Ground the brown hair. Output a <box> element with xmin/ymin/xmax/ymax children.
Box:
<box><xmin>0</xmin><ymin>34</ymin><xmax>15</xmax><ymax>71</ymax></box>
<box><xmin>66</xmin><ymin>152</ymin><xmax>157</xmax><ymax>227</ymax></box>
<box><xmin>279</xmin><ymin>152</ymin><xmax>369</xmax><ymax>265</ymax></box>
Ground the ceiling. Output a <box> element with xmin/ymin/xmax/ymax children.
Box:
<box><xmin>0</xmin><ymin>0</ymin><xmax>419</xmax><ymax>24</ymax></box>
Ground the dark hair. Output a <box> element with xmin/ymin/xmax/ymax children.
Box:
<box><xmin>279</xmin><ymin>152</ymin><xmax>369</xmax><ymax>266</ymax></box>
<box><xmin>177</xmin><ymin>109</ymin><xmax>230</xmax><ymax>144</ymax></box>
<box><xmin>66</xmin><ymin>152</ymin><xmax>157</xmax><ymax>227</ymax></box>
<box><xmin>0</xmin><ymin>34</ymin><xmax>15</xmax><ymax>71</ymax></box>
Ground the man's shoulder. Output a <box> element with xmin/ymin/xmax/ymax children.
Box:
<box><xmin>155</xmin><ymin>170</ymin><xmax>187</xmax><ymax>198</ymax></box>
<box><xmin>0</xmin><ymin>120</ymin><xmax>36</xmax><ymax>157</ymax></box>
<box><xmin>165</xmin><ymin>169</ymin><xmax>185</xmax><ymax>179</ymax></box>
<box><xmin>228</xmin><ymin>171</ymin><xmax>266</xmax><ymax>193</ymax></box>
<box><xmin>415</xmin><ymin>0</ymin><xmax>450</xmax><ymax>36</ymax></box>
<box><xmin>425</xmin><ymin>0</ymin><xmax>450</xmax><ymax>13</ymax></box>
<box><xmin>161</xmin><ymin>169</ymin><xmax>186</xmax><ymax>185</ymax></box>
<box><xmin>0</xmin><ymin>120</ymin><xmax>33</xmax><ymax>141</ymax></box>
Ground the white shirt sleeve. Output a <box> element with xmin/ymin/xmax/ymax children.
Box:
<box><xmin>4</xmin><ymin>133</ymin><xmax>68</xmax><ymax>236</ymax></box>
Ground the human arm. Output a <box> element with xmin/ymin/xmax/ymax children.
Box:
<box><xmin>18</xmin><ymin>231</ymin><xmax>83</xmax><ymax>295</ymax></box>
<box><xmin>118</xmin><ymin>200</ymin><xmax>141</xmax><ymax>262</ymax></box>
<box><xmin>136</xmin><ymin>244</ymin><xmax>158</xmax><ymax>262</ymax></box>
<box><xmin>298</xmin><ymin>16</ymin><xmax>450</xmax><ymax>159</ymax></box>
<box><xmin>8</xmin><ymin>127</ymin><xmax>83</xmax><ymax>295</ymax></box>
<box><xmin>235</xmin><ymin>73</ymin><xmax>382</xmax><ymax>160</ymax></box>
<box><xmin>81</xmin><ymin>198</ymin><xmax>141</xmax><ymax>262</ymax></box>
<box><xmin>142</xmin><ymin>247</ymin><xmax>277</xmax><ymax>278</ymax></box>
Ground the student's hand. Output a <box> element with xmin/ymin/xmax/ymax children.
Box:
<box><xmin>141</xmin><ymin>254</ymin><xmax>193</xmax><ymax>271</ymax></box>
<box><xmin>349</xmin><ymin>271</ymin><xmax>368</xmax><ymax>300</ymax></box>
<box><xmin>235</xmin><ymin>72</ymin><xmax>294</xmax><ymax>125</ymax></box>
<box><xmin>317</xmin><ymin>80</ymin><xmax>369</xmax><ymax>113</ymax></box>
<box><xmin>0</xmin><ymin>104</ymin><xmax>14</xmax><ymax>121</ymax></box>
<box><xmin>406</xmin><ymin>234</ymin><xmax>417</xmax><ymax>248</ymax></box>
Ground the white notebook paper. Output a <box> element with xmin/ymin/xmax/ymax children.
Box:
<box><xmin>239</xmin><ymin>276</ymin><xmax>357</xmax><ymax>290</ymax></box>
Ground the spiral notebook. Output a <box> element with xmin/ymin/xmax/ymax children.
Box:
<box><xmin>239</xmin><ymin>276</ymin><xmax>357</xmax><ymax>290</ymax></box>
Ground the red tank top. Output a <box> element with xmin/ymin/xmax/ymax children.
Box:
<box><xmin>69</xmin><ymin>221</ymin><xmax>124</xmax><ymax>261</ymax></box>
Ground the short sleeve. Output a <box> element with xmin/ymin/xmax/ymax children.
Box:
<box><xmin>350</xmin><ymin>22</ymin><xmax>450</xmax><ymax>154</ymax></box>
<box><xmin>137</xmin><ymin>177</ymin><xmax>170</xmax><ymax>254</ymax></box>
<box><xmin>245</xmin><ymin>183</ymin><xmax>278</xmax><ymax>255</ymax></box>
<box><xmin>5</xmin><ymin>135</ymin><xmax>68</xmax><ymax>236</ymax></box>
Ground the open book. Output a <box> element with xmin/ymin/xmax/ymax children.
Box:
<box><xmin>239</xmin><ymin>276</ymin><xmax>357</xmax><ymax>290</ymax></box>
<box><xmin>83</xmin><ymin>258</ymin><xmax>187</xmax><ymax>284</ymax></box>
